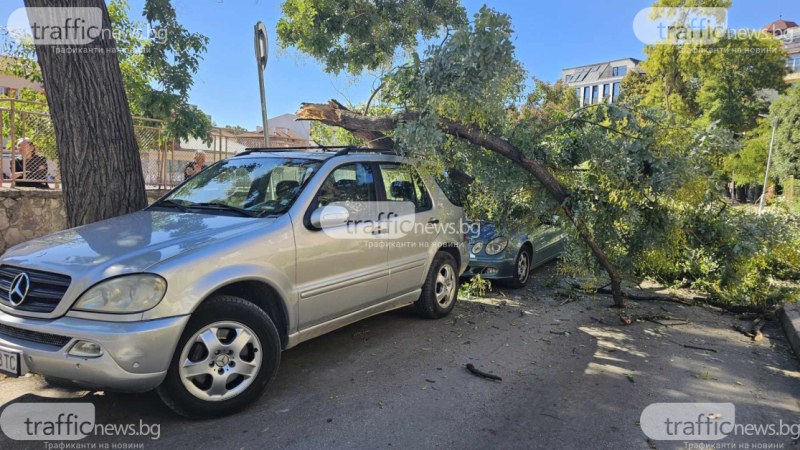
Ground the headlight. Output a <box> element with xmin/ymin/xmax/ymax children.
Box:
<box><xmin>73</xmin><ymin>274</ymin><xmax>167</xmax><ymax>313</ymax></box>
<box><xmin>471</xmin><ymin>242</ymin><xmax>484</xmax><ymax>254</ymax></box>
<box><xmin>485</xmin><ymin>237</ymin><xmax>509</xmax><ymax>255</ymax></box>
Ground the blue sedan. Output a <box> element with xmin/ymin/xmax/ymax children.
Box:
<box><xmin>463</xmin><ymin>222</ymin><xmax>565</xmax><ymax>288</ymax></box>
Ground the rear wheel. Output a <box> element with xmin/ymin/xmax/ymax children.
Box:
<box><xmin>415</xmin><ymin>252</ymin><xmax>459</xmax><ymax>319</ymax></box>
<box><xmin>157</xmin><ymin>295</ymin><xmax>281</xmax><ymax>418</ymax></box>
<box><xmin>507</xmin><ymin>246</ymin><xmax>532</xmax><ymax>289</ymax></box>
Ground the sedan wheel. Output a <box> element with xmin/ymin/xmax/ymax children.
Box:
<box><xmin>508</xmin><ymin>247</ymin><xmax>532</xmax><ymax>289</ymax></box>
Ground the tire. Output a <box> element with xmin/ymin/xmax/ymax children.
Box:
<box><xmin>507</xmin><ymin>246</ymin><xmax>532</xmax><ymax>289</ymax></box>
<box><xmin>415</xmin><ymin>252</ymin><xmax>459</xmax><ymax>319</ymax></box>
<box><xmin>157</xmin><ymin>295</ymin><xmax>281</xmax><ymax>419</ymax></box>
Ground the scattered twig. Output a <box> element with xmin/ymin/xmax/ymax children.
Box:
<box><xmin>641</xmin><ymin>315</ymin><xmax>690</xmax><ymax>327</ymax></box>
<box><xmin>683</xmin><ymin>344</ymin><xmax>718</xmax><ymax>353</ymax></box>
<box><xmin>465</xmin><ymin>364</ymin><xmax>502</xmax><ymax>381</ymax></box>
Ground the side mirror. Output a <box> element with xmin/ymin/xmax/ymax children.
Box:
<box><xmin>310</xmin><ymin>205</ymin><xmax>350</xmax><ymax>229</ymax></box>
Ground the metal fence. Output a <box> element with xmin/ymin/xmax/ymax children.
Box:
<box><xmin>1</xmin><ymin>98</ymin><xmax>175</xmax><ymax>190</ymax></box>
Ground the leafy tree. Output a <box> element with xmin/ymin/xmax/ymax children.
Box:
<box><xmin>639</xmin><ymin>0</ymin><xmax>786</xmax><ymax>134</ymax></box>
<box><xmin>724</xmin><ymin>119</ymin><xmax>769</xmax><ymax>186</ymax></box>
<box><xmin>280</xmin><ymin>1</ymin><xmax>800</xmax><ymax>308</ymax></box>
<box><xmin>277</xmin><ymin>0</ymin><xmax>467</xmax><ymax>74</ymax></box>
<box><xmin>111</xmin><ymin>0</ymin><xmax>212</xmax><ymax>144</ymax></box>
<box><xmin>770</xmin><ymin>86</ymin><xmax>800</xmax><ymax>181</ymax></box>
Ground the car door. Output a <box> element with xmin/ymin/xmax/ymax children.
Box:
<box><xmin>293</xmin><ymin>162</ymin><xmax>389</xmax><ymax>328</ymax></box>
<box><xmin>377</xmin><ymin>163</ymin><xmax>438</xmax><ymax>298</ymax></box>
<box><xmin>530</xmin><ymin>226</ymin><xmax>565</xmax><ymax>267</ymax></box>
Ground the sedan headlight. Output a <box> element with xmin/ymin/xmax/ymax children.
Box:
<box><xmin>471</xmin><ymin>242</ymin><xmax>484</xmax><ymax>254</ymax></box>
<box><xmin>485</xmin><ymin>237</ymin><xmax>509</xmax><ymax>255</ymax></box>
<box><xmin>73</xmin><ymin>274</ymin><xmax>167</xmax><ymax>313</ymax></box>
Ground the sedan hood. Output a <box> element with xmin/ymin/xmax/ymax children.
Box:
<box><xmin>1</xmin><ymin>211</ymin><xmax>270</xmax><ymax>279</ymax></box>
<box><xmin>467</xmin><ymin>221</ymin><xmax>500</xmax><ymax>242</ymax></box>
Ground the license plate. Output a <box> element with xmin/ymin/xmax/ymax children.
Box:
<box><xmin>0</xmin><ymin>349</ymin><xmax>20</xmax><ymax>377</ymax></box>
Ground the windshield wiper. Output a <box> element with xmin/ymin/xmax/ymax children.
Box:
<box><xmin>151</xmin><ymin>198</ymin><xmax>193</xmax><ymax>212</ymax></box>
<box><xmin>193</xmin><ymin>202</ymin><xmax>259</xmax><ymax>217</ymax></box>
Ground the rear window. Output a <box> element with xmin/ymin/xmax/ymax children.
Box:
<box><xmin>435</xmin><ymin>172</ymin><xmax>467</xmax><ymax>207</ymax></box>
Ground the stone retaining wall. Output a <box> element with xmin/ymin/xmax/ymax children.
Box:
<box><xmin>0</xmin><ymin>188</ymin><xmax>166</xmax><ymax>254</ymax></box>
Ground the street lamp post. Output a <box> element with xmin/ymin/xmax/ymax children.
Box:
<box><xmin>254</xmin><ymin>22</ymin><xmax>269</xmax><ymax>147</ymax></box>
<box><xmin>758</xmin><ymin>116</ymin><xmax>778</xmax><ymax>215</ymax></box>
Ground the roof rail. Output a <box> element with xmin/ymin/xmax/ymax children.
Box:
<box><xmin>332</xmin><ymin>147</ymin><xmax>398</xmax><ymax>156</ymax></box>
<box><xmin>237</xmin><ymin>145</ymin><xmax>350</xmax><ymax>155</ymax></box>
<box><xmin>235</xmin><ymin>145</ymin><xmax>399</xmax><ymax>157</ymax></box>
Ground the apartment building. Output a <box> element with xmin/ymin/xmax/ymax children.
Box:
<box><xmin>561</xmin><ymin>58</ymin><xmax>641</xmax><ymax>107</ymax></box>
<box><xmin>763</xmin><ymin>19</ymin><xmax>800</xmax><ymax>84</ymax></box>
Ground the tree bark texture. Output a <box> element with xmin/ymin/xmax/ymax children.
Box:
<box><xmin>24</xmin><ymin>0</ymin><xmax>147</xmax><ymax>227</ymax></box>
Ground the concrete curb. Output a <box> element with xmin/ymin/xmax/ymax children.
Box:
<box><xmin>781</xmin><ymin>302</ymin><xmax>800</xmax><ymax>360</ymax></box>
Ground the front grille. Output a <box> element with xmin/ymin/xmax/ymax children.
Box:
<box><xmin>0</xmin><ymin>323</ymin><xmax>72</xmax><ymax>348</ymax></box>
<box><xmin>0</xmin><ymin>265</ymin><xmax>71</xmax><ymax>313</ymax></box>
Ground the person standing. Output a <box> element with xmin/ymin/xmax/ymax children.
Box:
<box><xmin>183</xmin><ymin>151</ymin><xmax>208</xmax><ymax>180</ymax></box>
<box><xmin>13</xmin><ymin>137</ymin><xmax>49</xmax><ymax>189</ymax></box>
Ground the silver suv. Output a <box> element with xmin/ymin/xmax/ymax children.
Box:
<box><xmin>0</xmin><ymin>148</ymin><xmax>468</xmax><ymax>418</ymax></box>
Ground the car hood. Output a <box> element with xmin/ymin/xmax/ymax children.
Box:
<box><xmin>467</xmin><ymin>221</ymin><xmax>500</xmax><ymax>242</ymax></box>
<box><xmin>0</xmin><ymin>210</ymin><xmax>271</xmax><ymax>279</ymax></box>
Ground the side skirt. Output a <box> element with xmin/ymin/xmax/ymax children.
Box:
<box><xmin>285</xmin><ymin>290</ymin><xmax>420</xmax><ymax>349</ymax></box>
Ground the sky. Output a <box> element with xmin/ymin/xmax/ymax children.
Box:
<box><xmin>2</xmin><ymin>0</ymin><xmax>800</xmax><ymax>130</ymax></box>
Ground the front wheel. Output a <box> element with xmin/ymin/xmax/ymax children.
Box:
<box><xmin>157</xmin><ymin>295</ymin><xmax>281</xmax><ymax>419</ymax></box>
<box><xmin>415</xmin><ymin>252</ymin><xmax>459</xmax><ymax>319</ymax></box>
<box><xmin>507</xmin><ymin>246</ymin><xmax>532</xmax><ymax>289</ymax></box>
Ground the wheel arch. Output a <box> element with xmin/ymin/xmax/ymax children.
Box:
<box><xmin>202</xmin><ymin>280</ymin><xmax>290</xmax><ymax>349</ymax></box>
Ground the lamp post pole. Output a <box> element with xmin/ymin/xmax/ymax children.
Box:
<box><xmin>254</xmin><ymin>22</ymin><xmax>269</xmax><ymax>147</ymax></box>
<box><xmin>758</xmin><ymin>116</ymin><xmax>778</xmax><ymax>215</ymax></box>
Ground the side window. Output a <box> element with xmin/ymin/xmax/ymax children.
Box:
<box><xmin>317</xmin><ymin>163</ymin><xmax>376</xmax><ymax>207</ymax></box>
<box><xmin>378</xmin><ymin>164</ymin><xmax>432</xmax><ymax>213</ymax></box>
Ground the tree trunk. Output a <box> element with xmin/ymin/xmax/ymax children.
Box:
<box><xmin>298</xmin><ymin>100</ymin><xmax>625</xmax><ymax>307</ymax></box>
<box><xmin>24</xmin><ymin>0</ymin><xmax>147</xmax><ymax>227</ymax></box>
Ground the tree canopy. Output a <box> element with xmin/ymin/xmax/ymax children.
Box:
<box><xmin>279</xmin><ymin>0</ymin><xmax>800</xmax><ymax>308</ymax></box>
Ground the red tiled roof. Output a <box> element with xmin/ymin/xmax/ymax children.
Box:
<box><xmin>763</xmin><ymin>19</ymin><xmax>799</xmax><ymax>34</ymax></box>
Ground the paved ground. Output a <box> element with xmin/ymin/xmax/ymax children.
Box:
<box><xmin>1</xmin><ymin>265</ymin><xmax>799</xmax><ymax>449</ymax></box>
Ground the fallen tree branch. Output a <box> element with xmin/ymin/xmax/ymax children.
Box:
<box><xmin>297</xmin><ymin>100</ymin><xmax>626</xmax><ymax>307</ymax></box>
<box><xmin>465</xmin><ymin>363</ymin><xmax>502</xmax><ymax>381</ymax></box>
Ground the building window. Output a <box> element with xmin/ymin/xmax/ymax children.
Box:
<box><xmin>788</xmin><ymin>55</ymin><xmax>800</xmax><ymax>73</ymax></box>
<box><xmin>583</xmin><ymin>86</ymin><xmax>590</xmax><ymax>105</ymax></box>
<box><xmin>602</xmin><ymin>84</ymin><xmax>610</xmax><ymax>101</ymax></box>
<box><xmin>612</xmin><ymin>82</ymin><xmax>621</xmax><ymax>101</ymax></box>
<box><xmin>591</xmin><ymin>85</ymin><xmax>599</xmax><ymax>104</ymax></box>
<box><xmin>612</xmin><ymin>66</ymin><xmax>628</xmax><ymax>77</ymax></box>
<box><xmin>576</xmin><ymin>88</ymin><xmax>581</xmax><ymax>100</ymax></box>
<box><xmin>565</xmin><ymin>74</ymin><xmax>572</xmax><ymax>82</ymax></box>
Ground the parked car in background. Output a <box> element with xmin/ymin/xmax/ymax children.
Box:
<box><xmin>0</xmin><ymin>148</ymin><xmax>468</xmax><ymax>418</ymax></box>
<box><xmin>464</xmin><ymin>221</ymin><xmax>565</xmax><ymax>288</ymax></box>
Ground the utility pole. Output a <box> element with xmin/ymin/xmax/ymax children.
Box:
<box><xmin>758</xmin><ymin>116</ymin><xmax>778</xmax><ymax>215</ymax></box>
<box><xmin>254</xmin><ymin>22</ymin><xmax>269</xmax><ymax>147</ymax></box>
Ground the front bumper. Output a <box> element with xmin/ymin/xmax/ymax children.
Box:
<box><xmin>0</xmin><ymin>310</ymin><xmax>189</xmax><ymax>392</ymax></box>
<box><xmin>463</xmin><ymin>253</ymin><xmax>516</xmax><ymax>280</ymax></box>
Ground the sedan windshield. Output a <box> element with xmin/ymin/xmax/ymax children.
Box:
<box><xmin>161</xmin><ymin>157</ymin><xmax>322</xmax><ymax>217</ymax></box>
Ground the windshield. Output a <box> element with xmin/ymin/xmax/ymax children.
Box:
<box><xmin>162</xmin><ymin>157</ymin><xmax>322</xmax><ymax>216</ymax></box>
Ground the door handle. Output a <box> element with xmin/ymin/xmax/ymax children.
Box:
<box><xmin>427</xmin><ymin>218</ymin><xmax>440</xmax><ymax>224</ymax></box>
